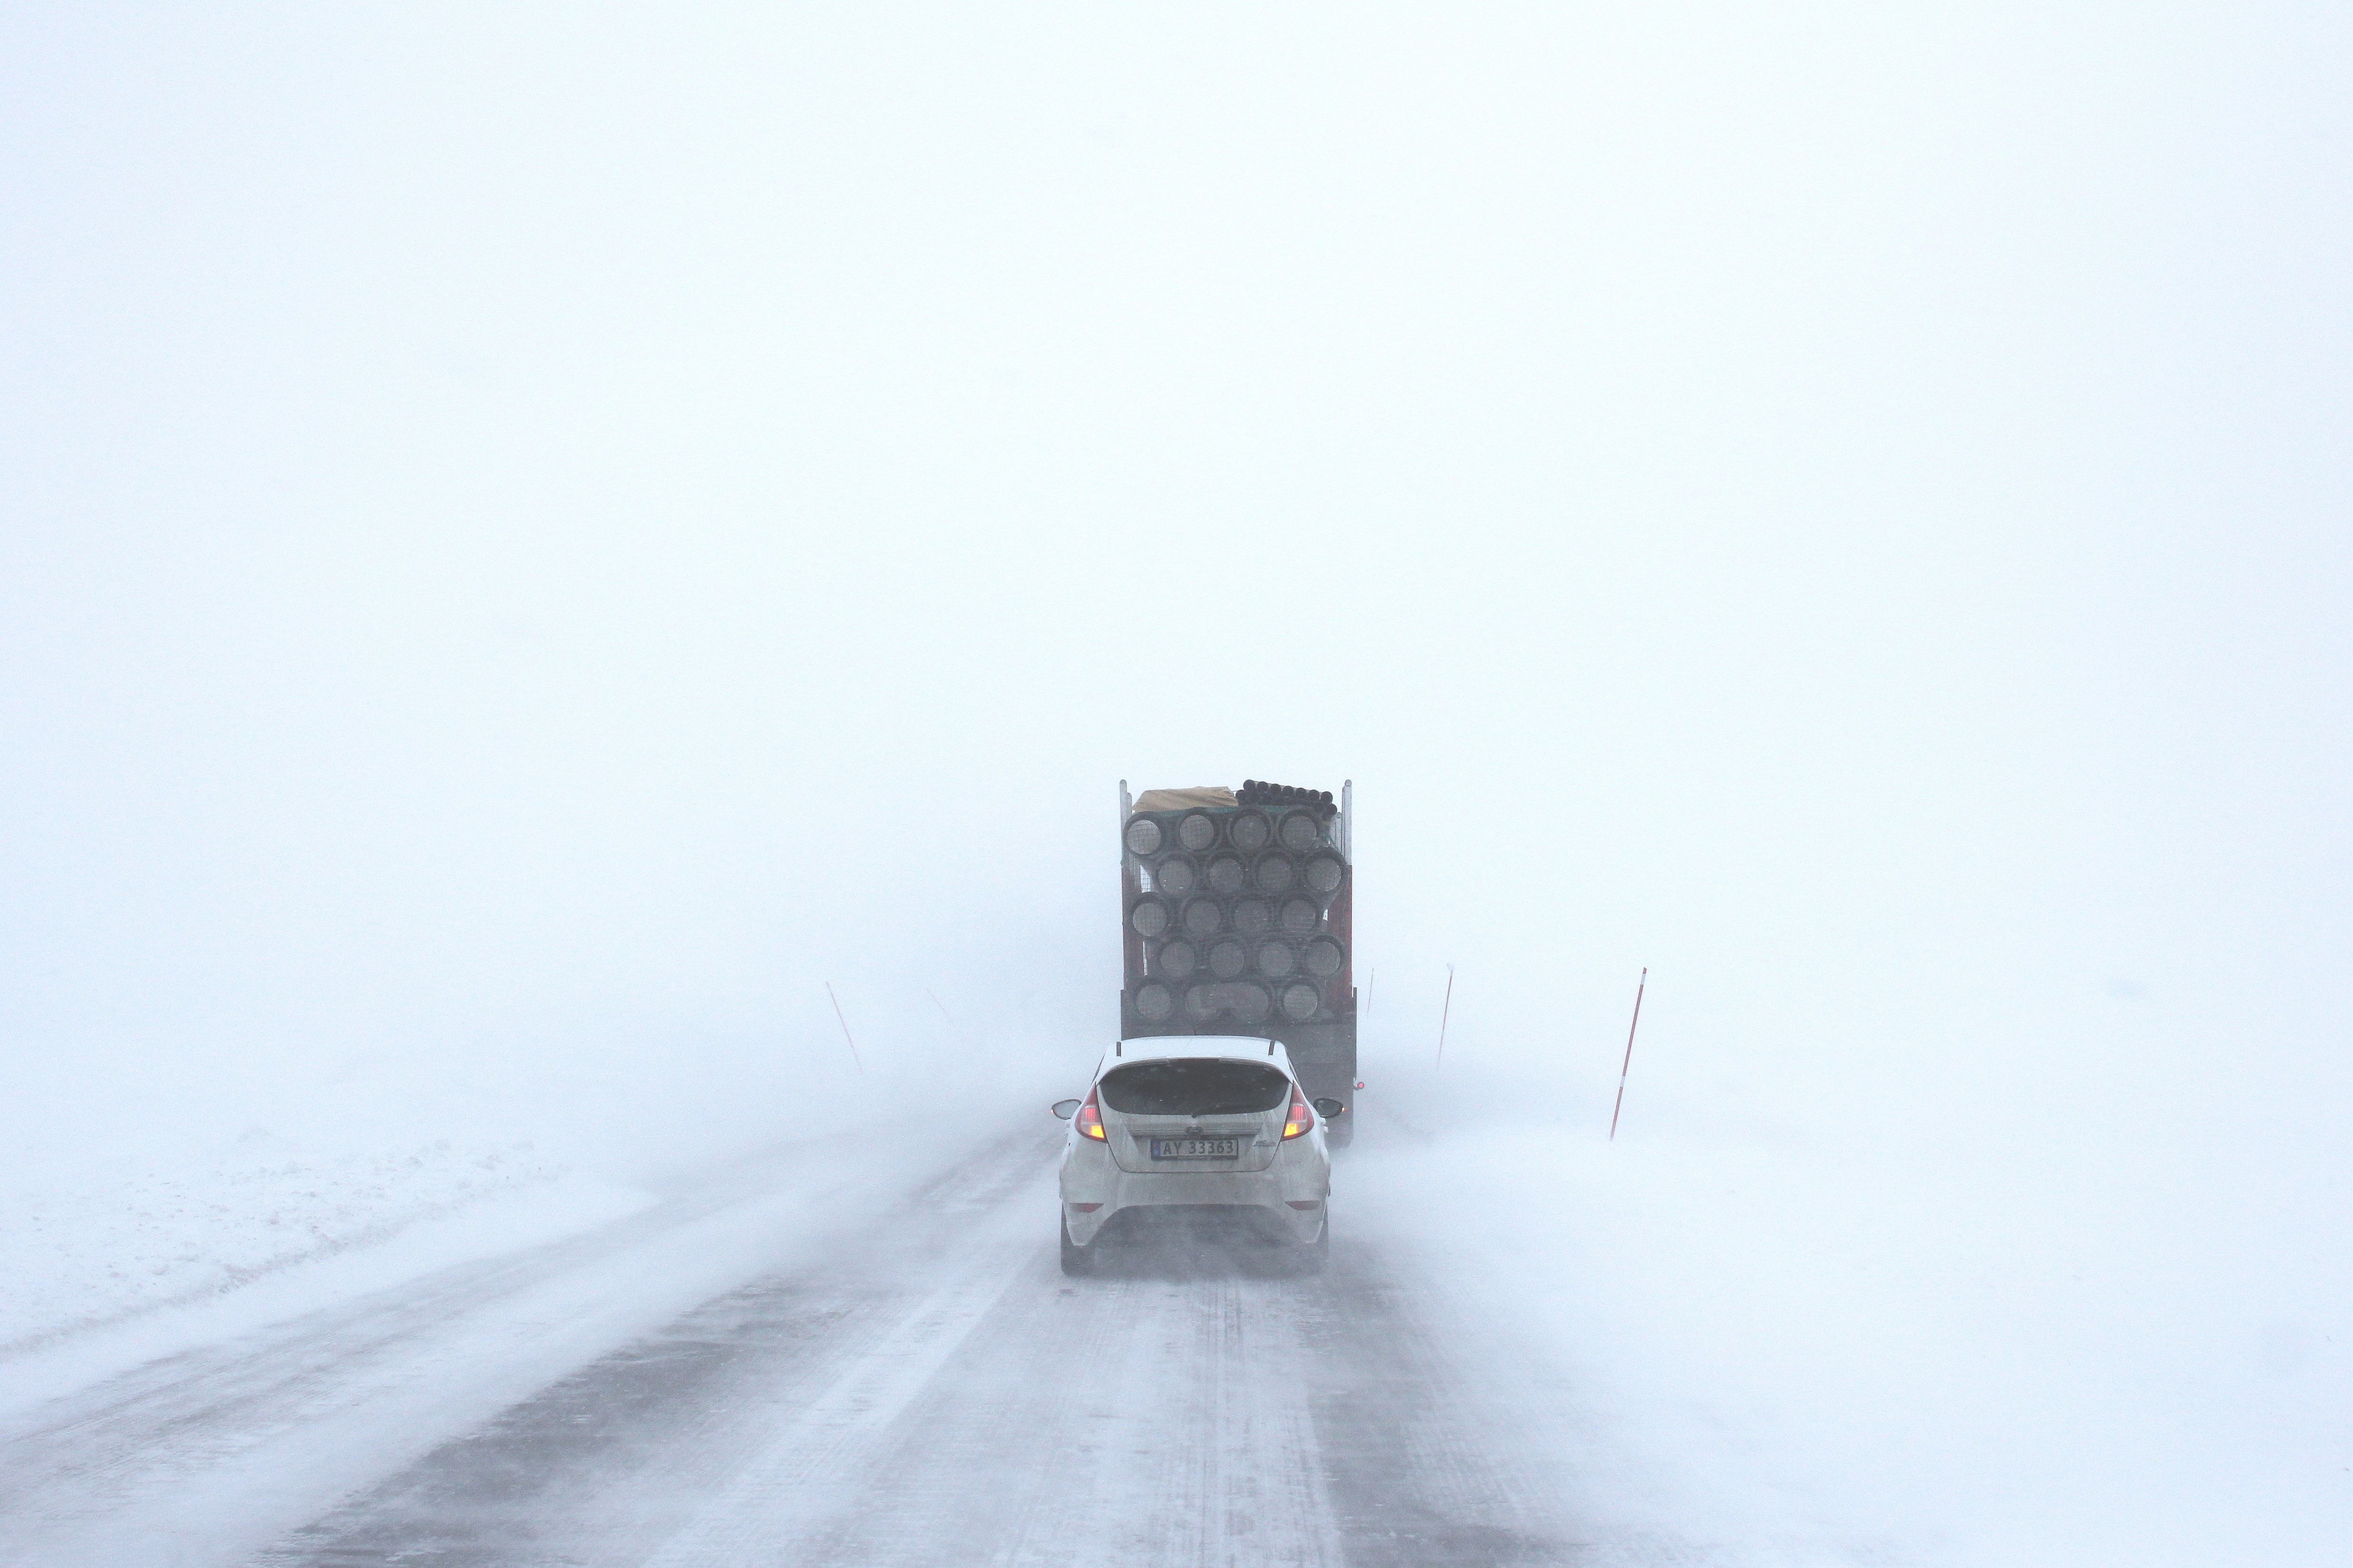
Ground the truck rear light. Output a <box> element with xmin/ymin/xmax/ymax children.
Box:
<box><xmin>1281</xmin><ymin>1086</ymin><xmax>1315</xmax><ymax>1140</ymax></box>
<box><xmin>1069</xmin><ymin>1202</ymin><xmax>1103</xmax><ymax>1212</ymax></box>
<box><xmin>1285</xmin><ymin>1200</ymin><xmax>1321</xmax><ymax>1210</ymax></box>
<box><xmin>1077</xmin><ymin>1086</ymin><xmax>1107</xmax><ymax>1141</ymax></box>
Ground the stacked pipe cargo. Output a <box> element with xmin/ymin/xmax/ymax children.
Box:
<box><xmin>1118</xmin><ymin>780</ymin><xmax>1354</xmax><ymax>1059</ymax></box>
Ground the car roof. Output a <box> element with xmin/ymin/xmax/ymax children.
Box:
<box><xmin>1110</xmin><ymin>1035</ymin><xmax>1291</xmax><ymax>1064</ymax></box>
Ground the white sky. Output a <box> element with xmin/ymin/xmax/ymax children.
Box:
<box><xmin>1</xmin><ymin>0</ymin><xmax>2347</xmax><ymax>1238</ymax></box>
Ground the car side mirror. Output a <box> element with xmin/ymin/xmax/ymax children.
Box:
<box><xmin>1050</xmin><ymin>1099</ymin><xmax>1082</xmax><ymax>1120</ymax></box>
<box><xmin>1312</xmin><ymin>1098</ymin><xmax>1345</xmax><ymax>1118</ymax></box>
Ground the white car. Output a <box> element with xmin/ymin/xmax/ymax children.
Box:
<box><xmin>1051</xmin><ymin>1035</ymin><xmax>1341</xmax><ymax>1276</ymax></box>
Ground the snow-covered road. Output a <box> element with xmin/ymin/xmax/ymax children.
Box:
<box><xmin>0</xmin><ymin>1119</ymin><xmax>1587</xmax><ymax>1568</ymax></box>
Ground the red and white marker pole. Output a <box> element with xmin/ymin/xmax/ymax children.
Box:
<box><xmin>1608</xmin><ymin>967</ymin><xmax>1647</xmax><ymax>1141</ymax></box>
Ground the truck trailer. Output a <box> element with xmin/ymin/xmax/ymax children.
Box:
<box><xmin>1118</xmin><ymin>779</ymin><xmax>1357</xmax><ymax>1145</ymax></box>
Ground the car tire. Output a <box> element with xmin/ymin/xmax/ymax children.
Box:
<box><xmin>1059</xmin><ymin>1214</ymin><xmax>1095</xmax><ymax>1277</ymax></box>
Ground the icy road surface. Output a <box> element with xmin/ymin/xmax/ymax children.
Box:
<box><xmin>0</xmin><ymin>1119</ymin><xmax>1613</xmax><ymax>1568</ymax></box>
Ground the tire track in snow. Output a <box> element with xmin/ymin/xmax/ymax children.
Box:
<box><xmin>263</xmin><ymin>1128</ymin><xmax>1568</xmax><ymax>1568</ymax></box>
<box><xmin>5</xmin><ymin>1116</ymin><xmax>1641</xmax><ymax>1567</ymax></box>
<box><xmin>0</xmin><ymin>1135</ymin><xmax>1012</xmax><ymax>1568</ymax></box>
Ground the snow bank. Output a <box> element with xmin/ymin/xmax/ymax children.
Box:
<box><xmin>1351</xmin><ymin>1078</ymin><xmax>2349</xmax><ymax>1568</ymax></box>
<box><xmin>0</xmin><ymin>1130</ymin><xmax>619</xmax><ymax>1355</ymax></box>
<box><xmin>0</xmin><ymin>1019</ymin><xmax>1058</xmax><ymax>1368</ymax></box>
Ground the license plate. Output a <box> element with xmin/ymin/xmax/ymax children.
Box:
<box><xmin>1150</xmin><ymin>1137</ymin><xmax>1240</xmax><ymax>1160</ymax></box>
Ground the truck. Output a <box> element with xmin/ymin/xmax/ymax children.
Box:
<box><xmin>1117</xmin><ymin>778</ymin><xmax>1357</xmax><ymax>1145</ymax></box>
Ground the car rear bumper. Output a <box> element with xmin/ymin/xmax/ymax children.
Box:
<box><xmin>1060</xmin><ymin>1154</ymin><xmax>1326</xmax><ymax>1246</ymax></box>
<box><xmin>1077</xmin><ymin>1201</ymin><xmax>1323</xmax><ymax>1250</ymax></box>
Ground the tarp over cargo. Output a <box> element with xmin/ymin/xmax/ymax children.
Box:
<box><xmin>1133</xmin><ymin>786</ymin><xmax>1238</xmax><ymax>812</ymax></box>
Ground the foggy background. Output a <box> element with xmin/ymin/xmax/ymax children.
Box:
<box><xmin>3</xmin><ymin>2</ymin><xmax>2347</xmax><ymax>1561</ymax></box>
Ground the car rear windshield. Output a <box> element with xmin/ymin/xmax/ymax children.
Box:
<box><xmin>1098</xmin><ymin>1058</ymin><xmax>1290</xmax><ymax>1116</ymax></box>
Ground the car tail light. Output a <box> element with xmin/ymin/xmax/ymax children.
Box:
<box><xmin>1281</xmin><ymin>1085</ymin><xmax>1314</xmax><ymax>1140</ymax></box>
<box><xmin>1076</xmin><ymin>1085</ymin><xmax>1107</xmax><ymax>1141</ymax></box>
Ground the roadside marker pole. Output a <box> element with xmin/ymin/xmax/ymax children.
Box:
<box><xmin>925</xmin><ymin>987</ymin><xmax>953</xmax><ymax>1023</ymax></box>
<box><xmin>1608</xmin><ymin>967</ymin><xmax>1647</xmax><ymax>1141</ymax></box>
<box><xmin>826</xmin><ymin>982</ymin><xmax>866</xmax><ymax>1074</ymax></box>
<box><xmin>1434</xmin><ymin>963</ymin><xmax>1456</xmax><ymax>1065</ymax></box>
